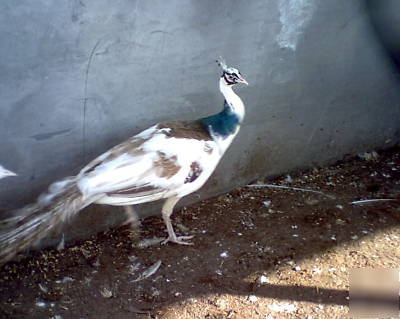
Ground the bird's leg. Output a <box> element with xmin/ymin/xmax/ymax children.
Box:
<box><xmin>161</xmin><ymin>196</ymin><xmax>193</xmax><ymax>245</ymax></box>
<box><xmin>123</xmin><ymin>206</ymin><xmax>141</xmax><ymax>229</ymax></box>
<box><xmin>122</xmin><ymin>206</ymin><xmax>141</xmax><ymax>241</ymax></box>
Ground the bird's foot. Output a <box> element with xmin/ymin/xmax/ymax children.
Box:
<box><xmin>162</xmin><ymin>234</ymin><xmax>194</xmax><ymax>245</ymax></box>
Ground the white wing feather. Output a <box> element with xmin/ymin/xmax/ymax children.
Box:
<box><xmin>76</xmin><ymin>126</ymin><xmax>219</xmax><ymax>203</ymax></box>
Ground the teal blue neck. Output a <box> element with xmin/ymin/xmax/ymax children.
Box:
<box><xmin>199</xmin><ymin>101</ymin><xmax>240</xmax><ymax>138</ymax></box>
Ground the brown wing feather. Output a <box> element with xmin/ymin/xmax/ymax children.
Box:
<box><xmin>158</xmin><ymin>121</ymin><xmax>212</xmax><ymax>140</ymax></box>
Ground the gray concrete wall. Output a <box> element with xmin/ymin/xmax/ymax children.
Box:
<box><xmin>1</xmin><ymin>0</ymin><xmax>400</xmax><ymax>245</ymax></box>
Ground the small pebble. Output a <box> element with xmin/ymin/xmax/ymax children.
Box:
<box><xmin>100</xmin><ymin>287</ymin><xmax>113</xmax><ymax>298</ymax></box>
<box><xmin>259</xmin><ymin>275</ymin><xmax>269</xmax><ymax>284</ymax></box>
<box><xmin>220</xmin><ymin>251</ymin><xmax>229</xmax><ymax>258</ymax></box>
<box><xmin>214</xmin><ymin>298</ymin><xmax>227</xmax><ymax>309</ymax></box>
<box><xmin>335</xmin><ymin>219</ymin><xmax>345</xmax><ymax>225</ymax></box>
<box><xmin>305</xmin><ymin>199</ymin><xmax>319</xmax><ymax>206</ymax></box>
<box><xmin>285</xmin><ymin>175</ymin><xmax>293</xmax><ymax>183</ymax></box>
<box><xmin>263</xmin><ymin>200</ymin><xmax>271</xmax><ymax>207</ymax></box>
<box><xmin>61</xmin><ymin>276</ymin><xmax>74</xmax><ymax>284</ymax></box>
<box><xmin>313</xmin><ymin>267</ymin><xmax>322</xmax><ymax>274</ymax></box>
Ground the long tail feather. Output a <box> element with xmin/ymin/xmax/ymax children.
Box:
<box><xmin>0</xmin><ymin>177</ymin><xmax>93</xmax><ymax>264</ymax></box>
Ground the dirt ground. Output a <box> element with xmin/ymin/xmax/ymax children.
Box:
<box><xmin>0</xmin><ymin>148</ymin><xmax>399</xmax><ymax>319</ymax></box>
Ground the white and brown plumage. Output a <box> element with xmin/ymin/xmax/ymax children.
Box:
<box><xmin>0</xmin><ymin>165</ymin><xmax>17</xmax><ymax>180</ymax></box>
<box><xmin>0</xmin><ymin>59</ymin><xmax>247</xmax><ymax>263</ymax></box>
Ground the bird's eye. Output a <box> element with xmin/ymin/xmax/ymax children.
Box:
<box><xmin>224</xmin><ymin>72</ymin><xmax>238</xmax><ymax>83</ymax></box>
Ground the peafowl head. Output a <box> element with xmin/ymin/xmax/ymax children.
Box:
<box><xmin>216</xmin><ymin>57</ymin><xmax>248</xmax><ymax>86</ymax></box>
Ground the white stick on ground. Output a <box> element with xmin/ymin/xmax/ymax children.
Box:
<box><xmin>247</xmin><ymin>184</ymin><xmax>336</xmax><ymax>199</ymax></box>
<box><xmin>131</xmin><ymin>260</ymin><xmax>162</xmax><ymax>282</ymax></box>
<box><xmin>350</xmin><ymin>199</ymin><xmax>399</xmax><ymax>205</ymax></box>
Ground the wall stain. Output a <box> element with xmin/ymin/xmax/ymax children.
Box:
<box><xmin>31</xmin><ymin>129</ymin><xmax>72</xmax><ymax>141</ymax></box>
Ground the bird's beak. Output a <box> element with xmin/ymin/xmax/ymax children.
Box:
<box><xmin>237</xmin><ymin>77</ymin><xmax>248</xmax><ymax>85</ymax></box>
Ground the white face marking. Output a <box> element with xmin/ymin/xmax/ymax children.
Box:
<box><xmin>226</xmin><ymin>67</ymin><xmax>239</xmax><ymax>74</ymax></box>
<box><xmin>219</xmin><ymin>78</ymin><xmax>245</xmax><ymax>121</ymax></box>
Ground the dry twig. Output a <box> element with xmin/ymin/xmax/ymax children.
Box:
<box><xmin>350</xmin><ymin>199</ymin><xmax>399</xmax><ymax>205</ymax></box>
<box><xmin>247</xmin><ymin>184</ymin><xmax>335</xmax><ymax>199</ymax></box>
